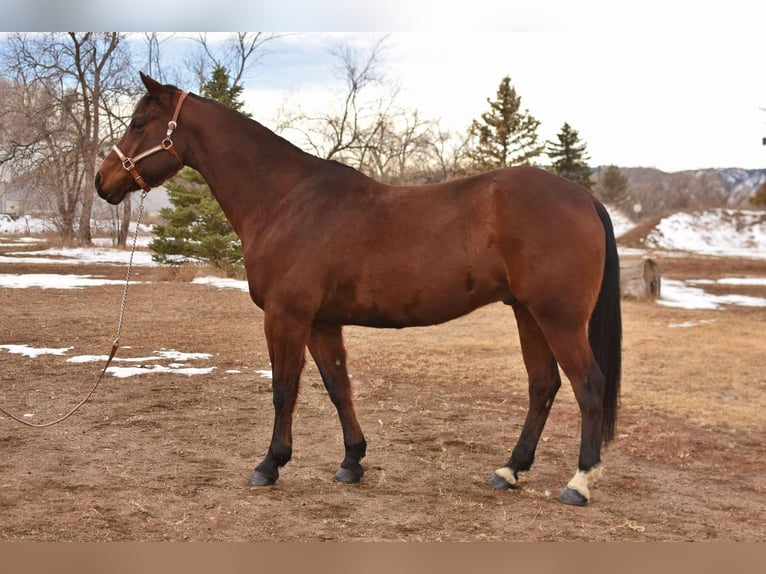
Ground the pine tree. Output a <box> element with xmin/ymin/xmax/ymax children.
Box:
<box><xmin>149</xmin><ymin>65</ymin><xmax>245</xmax><ymax>276</ymax></box>
<box><xmin>546</xmin><ymin>122</ymin><xmax>593</xmax><ymax>190</ymax></box>
<box><xmin>150</xmin><ymin>169</ymin><xmax>243</xmax><ymax>273</ymax></box>
<box><xmin>596</xmin><ymin>164</ymin><xmax>630</xmax><ymax>205</ymax></box>
<box><xmin>749</xmin><ymin>179</ymin><xmax>766</xmax><ymax>207</ymax></box>
<box><xmin>467</xmin><ymin>76</ymin><xmax>543</xmax><ymax>170</ymax></box>
<box><xmin>203</xmin><ymin>65</ymin><xmax>251</xmax><ymax>117</ymax></box>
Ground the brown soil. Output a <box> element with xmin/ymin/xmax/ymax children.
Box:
<box><xmin>0</xmin><ymin>243</ymin><xmax>764</xmax><ymax>541</ymax></box>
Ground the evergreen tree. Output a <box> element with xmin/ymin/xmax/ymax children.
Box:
<box><xmin>203</xmin><ymin>65</ymin><xmax>251</xmax><ymax>117</ymax></box>
<box><xmin>467</xmin><ymin>76</ymin><xmax>543</xmax><ymax>170</ymax></box>
<box><xmin>149</xmin><ymin>65</ymin><xmax>245</xmax><ymax>275</ymax></box>
<box><xmin>546</xmin><ymin>122</ymin><xmax>593</xmax><ymax>190</ymax></box>
<box><xmin>596</xmin><ymin>164</ymin><xmax>630</xmax><ymax>205</ymax></box>
<box><xmin>150</xmin><ymin>169</ymin><xmax>243</xmax><ymax>273</ymax></box>
<box><xmin>749</xmin><ymin>179</ymin><xmax>766</xmax><ymax>207</ymax></box>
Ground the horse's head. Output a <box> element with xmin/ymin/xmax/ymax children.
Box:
<box><xmin>95</xmin><ymin>73</ymin><xmax>188</xmax><ymax>205</ymax></box>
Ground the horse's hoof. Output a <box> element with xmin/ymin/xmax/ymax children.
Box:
<box><xmin>558</xmin><ymin>487</ymin><xmax>588</xmax><ymax>506</ymax></box>
<box><xmin>248</xmin><ymin>470</ymin><xmax>277</xmax><ymax>487</ymax></box>
<box><xmin>334</xmin><ymin>465</ymin><xmax>363</xmax><ymax>484</ymax></box>
<box><xmin>488</xmin><ymin>472</ymin><xmax>516</xmax><ymax>490</ymax></box>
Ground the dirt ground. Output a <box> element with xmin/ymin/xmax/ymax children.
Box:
<box><xmin>0</xmin><ymin>241</ymin><xmax>764</xmax><ymax>541</ymax></box>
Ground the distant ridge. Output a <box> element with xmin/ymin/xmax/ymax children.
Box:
<box><xmin>593</xmin><ymin>166</ymin><xmax>764</xmax><ymax>220</ymax></box>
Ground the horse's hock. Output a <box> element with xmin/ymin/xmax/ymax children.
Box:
<box><xmin>620</xmin><ymin>257</ymin><xmax>661</xmax><ymax>299</ymax></box>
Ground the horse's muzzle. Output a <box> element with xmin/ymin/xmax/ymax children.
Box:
<box><xmin>95</xmin><ymin>171</ymin><xmax>121</xmax><ymax>205</ymax></box>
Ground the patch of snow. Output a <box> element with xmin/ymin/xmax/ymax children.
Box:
<box><xmin>1</xmin><ymin>246</ymin><xmax>157</xmax><ymax>266</ymax></box>
<box><xmin>154</xmin><ymin>349</ymin><xmax>212</xmax><ymax>361</ymax></box>
<box><xmin>0</xmin><ymin>273</ymin><xmax>135</xmax><ymax>290</ymax></box>
<box><xmin>0</xmin><ymin>236</ymin><xmax>44</xmax><ymax>244</ymax></box>
<box><xmin>606</xmin><ymin>207</ymin><xmax>635</xmax><ymax>237</ymax></box>
<box><xmin>107</xmin><ymin>365</ymin><xmax>217</xmax><ymax>378</ymax></box>
<box><xmin>658</xmin><ymin>279</ymin><xmax>766</xmax><ymax>310</ymax></box>
<box><xmin>0</xmin><ymin>344</ymin><xmax>74</xmax><ymax>358</ymax></box>
<box><xmin>67</xmin><ymin>354</ymin><xmax>164</xmax><ymax>364</ymax></box>
<box><xmin>688</xmin><ymin>277</ymin><xmax>766</xmax><ymax>287</ymax></box>
<box><xmin>644</xmin><ymin>209</ymin><xmax>766</xmax><ymax>259</ymax></box>
<box><xmin>92</xmin><ymin>235</ymin><xmax>154</xmax><ymax>248</ymax></box>
<box><xmin>3</xmin><ymin>343</ymin><xmax>220</xmax><ymax>380</ymax></box>
<box><xmin>668</xmin><ymin>319</ymin><xmax>716</xmax><ymax>328</ymax></box>
<box><xmin>192</xmin><ymin>276</ymin><xmax>249</xmax><ymax>292</ymax></box>
<box><xmin>256</xmin><ymin>370</ymin><xmax>273</xmax><ymax>379</ymax></box>
<box><xmin>0</xmin><ymin>217</ymin><xmax>54</xmax><ymax>235</ymax></box>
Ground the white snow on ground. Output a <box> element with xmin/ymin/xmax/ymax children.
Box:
<box><xmin>66</xmin><ymin>349</ymin><xmax>212</xmax><ymax>364</ymax></box>
<box><xmin>0</xmin><ymin>345</ymin><xmax>224</xmax><ymax>380</ymax></box>
<box><xmin>606</xmin><ymin>207</ymin><xmax>635</xmax><ymax>238</ymax></box>
<box><xmin>105</xmin><ymin>364</ymin><xmax>217</xmax><ymax>378</ymax></box>
<box><xmin>643</xmin><ymin>209</ymin><xmax>766</xmax><ymax>259</ymax></box>
<box><xmin>68</xmin><ymin>348</ymin><xmax>216</xmax><ymax>378</ymax></box>
<box><xmin>668</xmin><ymin>319</ymin><xmax>716</xmax><ymax>328</ymax></box>
<box><xmin>689</xmin><ymin>277</ymin><xmax>766</xmax><ymax>287</ymax></box>
<box><xmin>658</xmin><ymin>279</ymin><xmax>766</xmax><ymax>310</ymax></box>
<box><xmin>0</xmin><ymin>246</ymin><xmax>156</xmax><ymax>266</ymax></box>
<box><xmin>0</xmin><ymin>217</ymin><xmax>55</xmax><ymax>235</ymax></box>
<box><xmin>0</xmin><ymin>273</ymin><xmax>134</xmax><ymax>289</ymax></box>
<box><xmin>0</xmin><ymin>344</ymin><xmax>73</xmax><ymax>358</ymax></box>
<box><xmin>192</xmin><ymin>276</ymin><xmax>249</xmax><ymax>292</ymax></box>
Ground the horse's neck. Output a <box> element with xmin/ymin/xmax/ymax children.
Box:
<box><xmin>183</xmin><ymin>99</ymin><xmax>315</xmax><ymax>234</ymax></box>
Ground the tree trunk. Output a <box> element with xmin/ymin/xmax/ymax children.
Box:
<box><xmin>117</xmin><ymin>196</ymin><xmax>132</xmax><ymax>247</ymax></box>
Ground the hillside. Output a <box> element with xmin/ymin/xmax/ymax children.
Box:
<box><xmin>594</xmin><ymin>166</ymin><xmax>765</xmax><ymax>221</ymax></box>
<box><xmin>611</xmin><ymin>207</ymin><xmax>766</xmax><ymax>259</ymax></box>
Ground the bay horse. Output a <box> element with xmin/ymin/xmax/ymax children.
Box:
<box><xmin>96</xmin><ymin>73</ymin><xmax>621</xmax><ymax>506</ymax></box>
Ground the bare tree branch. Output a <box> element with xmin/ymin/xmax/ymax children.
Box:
<box><xmin>0</xmin><ymin>32</ymin><xmax>134</xmax><ymax>244</ymax></box>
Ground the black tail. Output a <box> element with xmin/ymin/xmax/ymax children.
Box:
<box><xmin>588</xmin><ymin>201</ymin><xmax>622</xmax><ymax>444</ymax></box>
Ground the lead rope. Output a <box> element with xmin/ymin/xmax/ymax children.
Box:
<box><xmin>0</xmin><ymin>190</ymin><xmax>149</xmax><ymax>428</ymax></box>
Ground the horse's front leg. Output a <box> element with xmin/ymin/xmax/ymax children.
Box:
<box><xmin>248</xmin><ymin>310</ymin><xmax>310</xmax><ymax>486</ymax></box>
<box><xmin>308</xmin><ymin>324</ymin><xmax>367</xmax><ymax>483</ymax></box>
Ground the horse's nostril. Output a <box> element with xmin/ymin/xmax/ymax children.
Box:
<box><xmin>94</xmin><ymin>172</ymin><xmax>102</xmax><ymax>191</ymax></box>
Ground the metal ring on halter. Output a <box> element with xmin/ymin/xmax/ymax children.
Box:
<box><xmin>110</xmin><ymin>91</ymin><xmax>188</xmax><ymax>193</ymax></box>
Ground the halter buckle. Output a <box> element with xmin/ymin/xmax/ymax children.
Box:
<box><xmin>121</xmin><ymin>157</ymin><xmax>136</xmax><ymax>172</ymax></box>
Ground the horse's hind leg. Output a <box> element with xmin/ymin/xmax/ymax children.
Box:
<box><xmin>308</xmin><ymin>324</ymin><xmax>367</xmax><ymax>483</ymax></box>
<box><xmin>543</xmin><ymin>323</ymin><xmax>607</xmax><ymax>506</ymax></box>
<box><xmin>489</xmin><ymin>304</ymin><xmax>561</xmax><ymax>489</ymax></box>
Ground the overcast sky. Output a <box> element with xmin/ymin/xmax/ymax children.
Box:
<box><xmin>245</xmin><ymin>30</ymin><xmax>765</xmax><ymax>172</ymax></box>
<box><xmin>5</xmin><ymin>1</ymin><xmax>766</xmax><ymax>172</ymax></box>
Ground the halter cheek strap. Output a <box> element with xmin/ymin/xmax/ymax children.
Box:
<box><xmin>112</xmin><ymin>91</ymin><xmax>189</xmax><ymax>192</ymax></box>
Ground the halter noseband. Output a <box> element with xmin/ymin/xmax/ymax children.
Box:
<box><xmin>112</xmin><ymin>91</ymin><xmax>189</xmax><ymax>192</ymax></box>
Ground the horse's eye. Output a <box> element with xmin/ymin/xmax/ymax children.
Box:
<box><xmin>131</xmin><ymin>120</ymin><xmax>145</xmax><ymax>131</ymax></box>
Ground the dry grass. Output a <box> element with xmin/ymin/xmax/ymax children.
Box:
<box><xmin>1</xmin><ymin>247</ymin><xmax>764</xmax><ymax>541</ymax></box>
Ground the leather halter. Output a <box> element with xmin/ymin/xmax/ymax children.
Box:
<box><xmin>112</xmin><ymin>91</ymin><xmax>189</xmax><ymax>192</ymax></box>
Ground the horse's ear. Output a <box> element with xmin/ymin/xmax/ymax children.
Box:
<box><xmin>140</xmin><ymin>72</ymin><xmax>165</xmax><ymax>96</ymax></box>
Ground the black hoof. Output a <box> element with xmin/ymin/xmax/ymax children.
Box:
<box><xmin>487</xmin><ymin>471</ymin><xmax>517</xmax><ymax>490</ymax></box>
<box><xmin>334</xmin><ymin>465</ymin><xmax>363</xmax><ymax>484</ymax></box>
<box><xmin>559</xmin><ymin>487</ymin><xmax>588</xmax><ymax>506</ymax></box>
<box><xmin>248</xmin><ymin>469</ymin><xmax>277</xmax><ymax>487</ymax></box>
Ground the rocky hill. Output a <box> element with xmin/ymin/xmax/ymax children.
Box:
<box><xmin>594</xmin><ymin>166</ymin><xmax>764</xmax><ymax>221</ymax></box>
